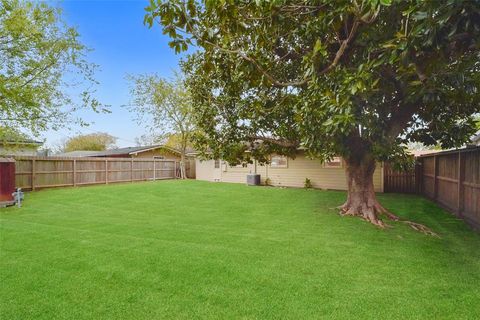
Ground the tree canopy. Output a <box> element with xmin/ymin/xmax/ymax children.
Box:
<box><xmin>0</xmin><ymin>0</ymin><xmax>104</xmax><ymax>135</ymax></box>
<box><xmin>0</xmin><ymin>125</ymin><xmax>32</xmax><ymax>143</ymax></box>
<box><xmin>62</xmin><ymin>133</ymin><xmax>117</xmax><ymax>153</ymax></box>
<box><xmin>127</xmin><ymin>73</ymin><xmax>196</xmax><ymax>178</ymax></box>
<box><xmin>146</xmin><ymin>0</ymin><xmax>480</xmax><ymax>228</ymax></box>
<box><xmin>147</xmin><ymin>0</ymin><xmax>479</xmax><ymax>163</ymax></box>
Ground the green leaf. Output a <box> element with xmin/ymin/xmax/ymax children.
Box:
<box><xmin>313</xmin><ymin>39</ymin><xmax>322</xmax><ymax>54</ymax></box>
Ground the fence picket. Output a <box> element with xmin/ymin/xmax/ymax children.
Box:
<box><xmin>13</xmin><ymin>156</ymin><xmax>178</xmax><ymax>191</ymax></box>
<box><xmin>384</xmin><ymin>147</ymin><xmax>479</xmax><ymax>229</ymax></box>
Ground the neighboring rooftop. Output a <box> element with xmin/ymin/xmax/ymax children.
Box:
<box><xmin>408</xmin><ymin>149</ymin><xmax>442</xmax><ymax>157</ymax></box>
<box><xmin>54</xmin><ymin>145</ymin><xmax>190</xmax><ymax>157</ymax></box>
<box><xmin>54</xmin><ymin>150</ymin><xmax>104</xmax><ymax>157</ymax></box>
<box><xmin>471</xmin><ymin>130</ymin><xmax>480</xmax><ymax>146</ymax></box>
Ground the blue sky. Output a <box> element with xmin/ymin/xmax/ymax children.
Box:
<box><xmin>42</xmin><ymin>0</ymin><xmax>190</xmax><ymax>149</ymax></box>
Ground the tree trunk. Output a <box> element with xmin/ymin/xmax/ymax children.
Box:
<box><xmin>338</xmin><ymin>151</ymin><xmax>437</xmax><ymax>235</ymax></box>
<box><xmin>180</xmin><ymin>152</ymin><xmax>186</xmax><ymax>179</ymax></box>
<box><xmin>339</xmin><ymin>154</ymin><xmax>395</xmax><ymax>227</ymax></box>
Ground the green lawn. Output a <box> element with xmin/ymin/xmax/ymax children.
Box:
<box><xmin>1</xmin><ymin>180</ymin><xmax>479</xmax><ymax>319</ymax></box>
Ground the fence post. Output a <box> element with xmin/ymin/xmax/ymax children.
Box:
<box><xmin>413</xmin><ymin>160</ymin><xmax>417</xmax><ymax>194</ymax></box>
<box><xmin>105</xmin><ymin>159</ymin><xmax>108</xmax><ymax>184</ymax></box>
<box><xmin>73</xmin><ymin>159</ymin><xmax>77</xmax><ymax>187</ymax></box>
<box><xmin>457</xmin><ymin>151</ymin><xmax>465</xmax><ymax>217</ymax></box>
<box><xmin>433</xmin><ymin>155</ymin><xmax>438</xmax><ymax>200</ymax></box>
<box><xmin>153</xmin><ymin>158</ymin><xmax>156</xmax><ymax>181</ymax></box>
<box><xmin>131</xmin><ymin>159</ymin><xmax>134</xmax><ymax>182</ymax></box>
<box><xmin>31</xmin><ymin>158</ymin><xmax>36</xmax><ymax>191</ymax></box>
<box><xmin>419</xmin><ymin>158</ymin><xmax>424</xmax><ymax>194</ymax></box>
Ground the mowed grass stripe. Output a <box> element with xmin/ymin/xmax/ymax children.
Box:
<box><xmin>1</xmin><ymin>180</ymin><xmax>479</xmax><ymax>319</ymax></box>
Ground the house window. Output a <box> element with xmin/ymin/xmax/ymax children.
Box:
<box><xmin>214</xmin><ymin>159</ymin><xmax>220</xmax><ymax>169</ymax></box>
<box><xmin>324</xmin><ymin>157</ymin><xmax>343</xmax><ymax>168</ymax></box>
<box><xmin>270</xmin><ymin>155</ymin><xmax>288</xmax><ymax>168</ymax></box>
<box><xmin>230</xmin><ymin>162</ymin><xmax>247</xmax><ymax>168</ymax></box>
<box><xmin>154</xmin><ymin>156</ymin><xmax>164</xmax><ymax>160</ymax></box>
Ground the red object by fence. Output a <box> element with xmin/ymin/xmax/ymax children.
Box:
<box><xmin>0</xmin><ymin>158</ymin><xmax>15</xmax><ymax>204</ymax></box>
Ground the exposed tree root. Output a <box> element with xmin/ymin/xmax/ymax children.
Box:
<box><xmin>400</xmin><ymin>221</ymin><xmax>439</xmax><ymax>237</ymax></box>
<box><xmin>379</xmin><ymin>206</ymin><xmax>439</xmax><ymax>237</ymax></box>
<box><xmin>337</xmin><ymin>201</ymin><xmax>438</xmax><ymax>237</ymax></box>
<box><xmin>338</xmin><ymin>154</ymin><xmax>439</xmax><ymax>236</ymax></box>
<box><xmin>337</xmin><ymin>201</ymin><xmax>386</xmax><ymax>228</ymax></box>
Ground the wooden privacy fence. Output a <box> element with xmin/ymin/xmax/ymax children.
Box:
<box><xmin>383</xmin><ymin>162</ymin><xmax>420</xmax><ymax>194</ymax></box>
<box><xmin>384</xmin><ymin>147</ymin><xmax>480</xmax><ymax>229</ymax></box>
<box><xmin>13</xmin><ymin>156</ymin><xmax>178</xmax><ymax>190</ymax></box>
<box><xmin>419</xmin><ymin>148</ymin><xmax>480</xmax><ymax>228</ymax></box>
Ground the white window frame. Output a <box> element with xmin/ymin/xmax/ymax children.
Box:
<box><xmin>229</xmin><ymin>162</ymin><xmax>247</xmax><ymax>169</ymax></box>
<box><xmin>270</xmin><ymin>155</ymin><xmax>288</xmax><ymax>168</ymax></box>
<box><xmin>324</xmin><ymin>157</ymin><xmax>343</xmax><ymax>168</ymax></box>
<box><xmin>214</xmin><ymin>159</ymin><xmax>220</xmax><ymax>169</ymax></box>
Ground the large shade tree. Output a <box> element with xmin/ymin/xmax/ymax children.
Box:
<box><xmin>127</xmin><ymin>73</ymin><xmax>195</xmax><ymax>179</ymax></box>
<box><xmin>146</xmin><ymin>0</ymin><xmax>480</xmax><ymax>228</ymax></box>
<box><xmin>62</xmin><ymin>133</ymin><xmax>117</xmax><ymax>153</ymax></box>
<box><xmin>0</xmin><ymin>0</ymin><xmax>103</xmax><ymax>136</ymax></box>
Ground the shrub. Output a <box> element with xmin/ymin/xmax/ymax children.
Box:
<box><xmin>304</xmin><ymin>178</ymin><xmax>313</xmax><ymax>189</ymax></box>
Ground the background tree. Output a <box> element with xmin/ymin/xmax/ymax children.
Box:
<box><xmin>146</xmin><ymin>0</ymin><xmax>480</xmax><ymax>229</ymax></box>
<box><xmin>62</xmin><ymin>133</ymin><xmax>117</xmax><ymax>153</ymax></box>
<box><xmin>163</xmin><ymin>132</ymin><xmax>194</xmax><ymax>151</ymax></box>
<box><xmin>0</xmin><ymin>0</ymin><xmax>105</xmax><ymax>136</ymax></box>
<box><xmin>127</xmin><ymin>73</ymin><xmax>195</xmax><ymax>179</ymax></box>
<box><xmin>475</xmin><ymin>114</ymin><xmax>480</xmax><ymax>130</ymax></box>
<box><xmin>134</xmin><ymin>133</ymin><xmax>163</xmax><ymax>147</ymax></box>
<box><xmin>0</xmin><ymin>125</ymin><xmax>31</xmax><ymax>143</ymax></box>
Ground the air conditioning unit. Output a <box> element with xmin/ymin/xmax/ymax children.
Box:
<box><xmin>246</xmin><ymin>174</ymin><xmax>260</xmax><ymax>186</ymax></box>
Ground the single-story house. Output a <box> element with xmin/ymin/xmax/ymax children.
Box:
<box><xmin>0</xmin><ymin>138</ymin><xmax>43</xmax><ymax>156</ymax></box>
<box><xmin>56</xmin><ymin>145</ymin><xmax>196</xmax><ymax>178</ymax></box>
<box><xmin>56</xmin><ymin>145</ymin><xmax>188</xmax><ymax>160</ymax></box>
<box><xmin>471</xmin><ymin>130</ymin><xmax>480</xmax><ymax>146</ymax></box>
<box><xmin>190</xmin><ymin>150</ymin><xmax>384</xmax><ymax>192</ymax></box>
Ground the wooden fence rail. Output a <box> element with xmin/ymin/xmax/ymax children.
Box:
<box><xmin>419</xmin><ymin>148</ymin><xmax>480</xmax><ymax>229</ymax></box>
<box><xmin>383</xmin><ymin>162</ymin><xmax>419</xmax><ymax>194</ymax></box>
<box><xmin>13</xmin><ymin>156</ymin><xmax>178</xmax><ymax>190</ymax></box>
<box><xmin>384</xmin><ymin>147</ymin><xmax>480</xmax><ymax>229</ymax></box>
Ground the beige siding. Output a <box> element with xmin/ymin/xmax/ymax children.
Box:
<box><xmin>196</xmin><ymin>159</ymin><xmax>215</xmax><ymax>181</ymax></box>
<box><xmin>266</xmin><ymin>153</ymin><xmax>383</xmax><ymax>192</ymax></box>
<box><xmin>196</xmin><ymin>152</ymin><xmax>384</xmax><ymax>192</ymax></box>
<box><xmin>221</xmin><ymin>164</ymin><xmax>252</xmax><ymax>184</ymax></box>
<box><xmin>221</xmin><ymin>162</ymin><xmax>269</xmax><ymax>185</ymax></box>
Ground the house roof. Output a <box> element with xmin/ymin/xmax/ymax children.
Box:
<box><xmin>93</xmin><ymin>145</ymin><xmax>182</xmax><ymax>156</ymax></box>
<box><xmin>407</xmin><ymin>149</ymin><xmax>442</xmax><ymax>157</ymax></box>
<box><xmin>471</xmin><ymin>130</ymin><xmax>480</xmax><ymax>145</ymax></box>
<box><xmin>55</xmin><ymin>150</ymin><xmax>104</xmax><ymax>157</ymax></box>
<box><xmin>55</xmin><ymin>145</ymin><xmax>189</xmax><ymax>157</ymax></box>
